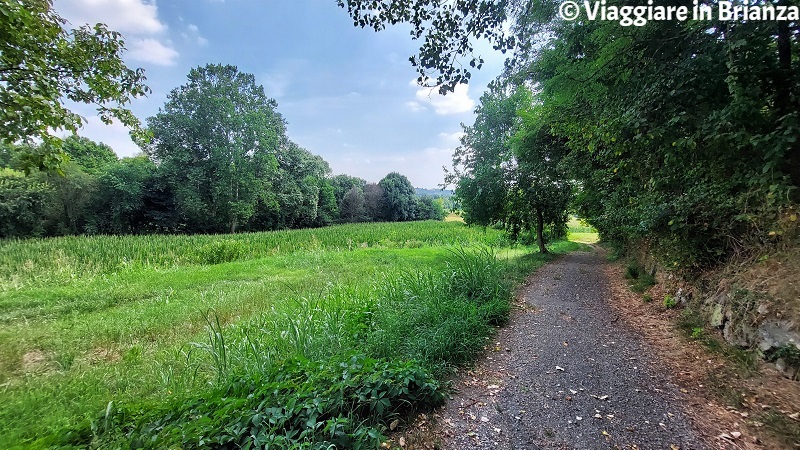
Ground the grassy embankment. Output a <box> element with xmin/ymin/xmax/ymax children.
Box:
<box><xmin>0</xmin><ymin>221</ymin><xmax>583</xmax><ymax>448</ymax></box>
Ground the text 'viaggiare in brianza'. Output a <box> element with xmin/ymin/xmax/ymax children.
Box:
<box><xmin>558</xmin><ymin>0</ymin><xmax>800</xmax><ymax>26</ymax></box>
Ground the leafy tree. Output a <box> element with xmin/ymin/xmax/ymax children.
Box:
<box><xmin>272</xmin><ymin>142</ymin><xmax>333</xmax><ymax>228</ymax></box>
<box><xmin>0</xmin><ymin>168</ymin><xmax>52</xmax><ymax>237</ymax></box>
<box><xmin>41</xmin><ymin>163</ymin><xmax>97</xmax><ymax>235</ymax></box>
<box><xmin>329</xmin><ymin>174</ymin><xmax>367</xmax><ymax>206</ymax></box>
<box><xmin>61</xmin><ymin>135</ymin><xmax>118</xmax><ymax>174</ymax></box>
<box><xmin>446</xmin><ymin>83</ymin><xmax>528</xmax><ymax>229</ymax></box>
<box><xmin>146</xmin><ymin>64</ymin><xmax>285</xmax><ymax>233</ymax></box>
<box><xmin>510</xmin><ymin>108</ymin><xmax>572</xmax><ymax>253</ymax></box>
<box><xmin>414</xmin><ymin>196</ymin><xmax>445</xmax><ymax>221</ymax></box>
<box><xmin>339</xmin><ymin>186</ymin><xmax>367</xmax><ymax>223</ymax></box>
<box><xmin>90</xmin><ymin>156</ymin><xmax>158</xmax><ymax>234</ymax></box>
<box><xmin>379</xmin><ymin>172</ymin><xmax>416</xmax><ymax>221</ymax></box>
<box><xmin>449</xmin><ymin>84</ymin><xmax>570</xmax><ymax>252</ymax></box>
<box><xmin>363</xmin><ymin>183</ymin><xmax>386</xmax><ymax>222</ymax></box>
<box><xmin>315</xmin><ymin>179</ymin><xmax>338</xmax><ymax>226</ymax></box>
<box><xmin>1</xmin><ymin>0</ymin><xmax>149</xmax><ymax>173</ymax></box>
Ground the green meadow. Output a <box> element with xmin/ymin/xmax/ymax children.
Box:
<box><xmin>0</xmin><ymin>221</ymin><xmax>583</xmax><ymax>448</ymax></box>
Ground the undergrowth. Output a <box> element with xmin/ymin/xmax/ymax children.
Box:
<box><xmin>624</xmin><ymin>263</ymin><xmax>656</xmax><ymax>293</ymax></box>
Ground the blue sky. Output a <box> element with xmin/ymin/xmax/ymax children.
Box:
<box><xmin>53</xmin><ymin>0</ymin><xmax>507</xmax><ymax>188</ymax></box>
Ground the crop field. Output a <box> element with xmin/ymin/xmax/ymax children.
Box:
<box><xmin>0</xmin><ymin>221</ymin><xmax>583</xmax><ymax>448</ymax></box>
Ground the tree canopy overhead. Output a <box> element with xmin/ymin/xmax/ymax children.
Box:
<box><xmin>350</xmin><ymin>0</ymin><xmax>800</xmax><ymax>268</ymax></box>
<box><xmin>337</xmin><ymin>0</ymin><xmax>515</xmax><ymax>93</ymax></box>
<box><xmin>0</xmin><ymin>0</ymin><xmax>150</xmax><ymax>173</ymax></box>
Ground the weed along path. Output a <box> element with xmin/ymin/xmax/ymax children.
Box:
<box><xmin>417</xmin><ymin>249</ymin><xmax>707</xmax><ymax>449</ymax></box>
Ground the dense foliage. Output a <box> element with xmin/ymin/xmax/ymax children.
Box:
<box><xmin>0</xmin><ymin>65</ymin><xmax>444</xmax><ymax>238</ymax></box>
<box><xmin>352</xmin><ymin>0</ymin><xmax>800</xmax><ymax>270</ymax></box>
<box><xmin>446</xmin><ymin>84</ymin><xmax>572</xmax><ymax>252</ymax></box>
<box><xmin>0</xmin><ymin>0</ymin><xmax>149</xmax><ymax>173</ymax></box>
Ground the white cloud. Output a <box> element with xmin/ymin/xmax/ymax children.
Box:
<box><xmin>438</xmin><ymin>131</ymin><xmax>465</xmax><ymax>146</ymax></box>
<box><xmin>405</xmin><ymin>101</ymin><xmax>427</xmax><ymax>113</ymax></box>
<box><xmin>54</xmin><ymin>0</ymin><xmax>180</xmax><ymax>64</ymax></box>
<box><xmin>182</xmin><ymin>23</ymin><xmax>208</xmax><ymax>47</ymax></box>
<box><xmin>413</xmin><ymin>83</ymin><xmax>475</xmax><ymax>115</ymax></box>
<box><xmin>127</xmin><ymin>38</ymin><xmax>179</xmax><ymax>66</ymax></box>
<box><xmin>54</xmin><ymin>0</ymin><xmax>166</xmax><ymax>35</ymax></box>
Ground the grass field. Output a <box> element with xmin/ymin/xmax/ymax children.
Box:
<box><xmin>0</xmin><ymin>221</ymin><xmax>583</xmax><ymax>448</ymax></box>
<box><xmin>567</xmin><ymin>217</ymin><xmax>600</xmax><ymax>244</ymax></box>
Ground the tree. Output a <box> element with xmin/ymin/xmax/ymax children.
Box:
<box><xmin>271</xmin><ymin>142</ymin><xmax>333</xmax><ymax>228</ymax></box>
<box><xmin>337</xmin><ymin>0</ymin><xmax>513</xmax><ymax>93</ymax></box>
<box><xmin>1</xmin><ymin>0</ymin><xmax>149</xmax><ymax>173</ymax></box>
<box><xmin>0</xmin><ymin>168</ymin><xmax>52</xmax><ymax>238</ymax></box>
<box><xmin>450</xmin><ymin>84</ymin><xmax>571</xmax><ymax>252</ymax></box>
<box><xmin>329</xmin><ymin>174</ymin><xmax>367</xmax><ymax>207</ymax></box>
<box><xmin>510</xmin><ymin>108</ymin><xmax>572</xmax><ymax>253</ymax></box>
<box><xmin>414</xmin><ymin>196</ymin><xmax>445</xmax><ymax>221</ymax></box>
<box><xmin>90</xmin><ymin>155</ymin><xmax>158</xmax><ymax>234</ymax></box>
<box><xmin>379</xmin><ymin>172</ymin><xmax>416</xmax><ymax>221</ymax></box>
<box><xmin>146</xmin><ymin>64</ymin><xmax>285</xmax><ymax>233</ymax></box>
<box><xmin>41</xmin><ymin>162</ymin><xmax>97</xmax><ymax>235</ymax></box>
<box><xmin>315</xmin><ymin>179</ymin><xmax>338</xmax><ymax>226</ymax></box>
<box><xmin>339</xmin><ymin>186</ymin><xmax>367</xmax><ymax>223</ymax></box>
<box><xmin>61</xmin><ymin>135</ymin><xmax>118</xmax><ymax>174</ymax></box>
<box><xmin>446</xmin><ymin>83</ymin><xmax>528</xmax><ymax>229</ymax></box>
<box><xmin>363</xmin><ymin>183</ymin><xmax>386</xmax><ymax>222</ymax></box>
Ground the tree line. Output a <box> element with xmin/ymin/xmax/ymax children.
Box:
<box><xmin>0</xmin><ymin>64</ymin><xmax>444</xmax><ymax>239</ymax></box>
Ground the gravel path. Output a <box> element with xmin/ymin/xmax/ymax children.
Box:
<box><xmin>432</xmin><ymin>249</ymin><xmax>708</xmax><ymax>449</ymax></box>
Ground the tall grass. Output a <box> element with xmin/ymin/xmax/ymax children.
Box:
<box><xmin>0</xmin><ymin>222</ymin><xmax>507</xmax><ymax>289</ymax></box>
<box><xmin>0</xmin><ymin>222</ymin><xmax>581</xmax><ymax>448</ymax></box>
<box><xmin>47</xmin><ymin>247</ymin><xmax>516</xmax><ymax>448</ymax></box>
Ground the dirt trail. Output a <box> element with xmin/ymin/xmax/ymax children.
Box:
<box><xmin>420</xmin><ymin>249</ymin><xmax>709</xmax><ymax>449</ymax></box>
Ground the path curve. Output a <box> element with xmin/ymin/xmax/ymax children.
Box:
<box><xmin>432</xmin><ymin>249</ymin><xmax>708</xmax><ymax>449</ymax></box>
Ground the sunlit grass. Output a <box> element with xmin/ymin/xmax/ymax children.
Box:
<box><xmin>0</xmin><ymin>221</ymin><xmax>581</xmax><ymax>447</ymax></box>
<box><xmin>567</xmin><ymin>216</ymin><xmax>599</xmax><ymax>244</ymax></box>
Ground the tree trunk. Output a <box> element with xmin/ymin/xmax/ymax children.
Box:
<box><xmin>536</xmin><ymin>206</ymin><xmax>548</xmax><ymax>254</ymax></box>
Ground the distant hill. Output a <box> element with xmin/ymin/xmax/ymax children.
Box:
<box><xmin>415</xmin><ymin>188</ymin><xmax>453</xmax><ymax>198</ymax></box>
